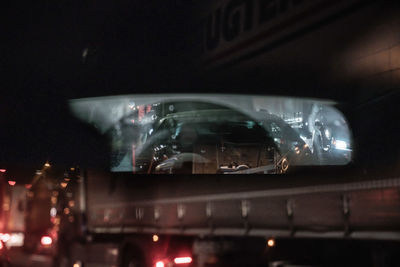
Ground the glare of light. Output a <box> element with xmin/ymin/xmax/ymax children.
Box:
<box><xmin>10</xmin><ymin>235</ymin><xmax>18</xmax><ymax>242</ymax></box>
<box><xmin>1</xmin><ymin>233</ymin><xmax>10</xmax><ymax>243</ymax></box>
<box><xmin>44</xmin><ymin>162</ymin><xmax>51</xmax><ymax>168</ymax></box>
<box><xmin>335</xmin><ymin>140</ymin><xmax>347</xmax><ymax>150</ymax></box>
<box><xmin>0</xmin><ymin>241</ymin><xmax>3</xmax><ymax>250</ymax></box>
<box><xmin>152</xmin><ymin>234</ymin><xmax>159</xmax><ymax>242</ymax></box>
<box><xmin>128</xmin><ymin>102</ymin><xmax>136</xmax><ymax>110</ymax></box>
<box><xmin>324</xmin><ymin>129</ymin><xmax>331</xmax><ymax>139</ymax></box>
<box><xmin>73</xmin><ymin>263</ymin><xmax>81</xmax><ymax>267</ymax></box>
<box><xmin>267</xmin><ymin>238</ymin><xmax>275</xmax><ymax>247</ymax></box>
<box><xmin>8</xmin><ymin>233</ymin><xmax>24</xmax><ymax>247</ymax></box>
<box><xmin>25</xmin><ymin>184</ymin><xmax>32</xmax><ymax>189</ymax></box>
<box><xmin>54</xmin><ymin>217</ymin><xmax>61</xmax><ymax>225</ymax></box>
<box><xmin>8</xmin><ymin>181</ymin><xmax>16</xmax><ymax>186</ymax></box>
<box><xmin>174</xmin><ymin>257</ymin><xmax>192</xmax><ymax>264</ymax></box>
<box><xmin>35</xmin><ymin>170</ymin><xmax>42</xmax><ymax>175</ymax></box>
<box><xmin>70</xmin><ymin>167</ymin><xmax>75</xmax><ymax>171</ymax></box>
<box><xmin>300</xmin><ymin>135</ymin><xmax>307</xmax><ymax>142</ymax></box>
<box><xmin>61</xmin><ymin>182</ymin><xmax>68</xmax><ymax>188</ymax></box>
<box><xmin>0</xmin><ymin>169</ymin><xmax>6</xmax><ymax>173</ymax></box>
<box><xmin>155</xmin><ymin>261</ymin><xmax>165</xmax><ymax>267</ymax></box>
<box><xmin>40</xmin><ymin>236</ymin><xmax>52</xmax><ymax>246</ymax></box>
<box><xmin>50</xmin><ymin>207</ymin><xmax>57</xmax><ymax>217</ymax></box>
<box><xmin>82</xmin><ymin>48</ymin><xmax>88</xmax><ymax>58</ymax></box>
<box><xmin>64</xmin><ymin>208</ymin><xmax>70</xmax><ymax>215</ymax></box>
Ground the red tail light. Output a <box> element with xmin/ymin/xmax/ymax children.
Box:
<box><xmin>40</xmin><ymin>236</ymin><xmax>52</xmax><ymax>246</ymax></box>
<box><xmin>174</xmin><ymin>257</ymin><xmax>192</xmax><ymax>264</ymax></box>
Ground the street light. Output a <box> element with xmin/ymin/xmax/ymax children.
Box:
<box><xmin>267</xmin><ymin>238</ymin><xmax>275</xmax><ymax>247</ymax></box>
<box><xmin>44</xmin><ymin>162</ymin><xmax>51</xmax><ymax>168</ymax></box>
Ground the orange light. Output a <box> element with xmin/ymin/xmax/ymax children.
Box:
<box><xmin>41</xmin><ymin>236</ymin><xmax>52</xmax><ymax>246</ymax></box>
<box><xmin>64</xmin><ymin>208</ymin><xmax>70</xmax><ymax>215</ymax></box>
<box><xmin>152</xmin><ymin>234</ymin><xmax>159</xmax><ymax>242</ymax></box>
<box><xmin>8</xmin><ymin>181</ymin><xmax>16</xmax><ymax>186</ymax></box>
<box><xmin>155</xmin><ymin>261</ymin><xmax>165</xmax><ymax>267</ymax></box>
<box><xmin>267</xmin><ymin>238</ymin><xmax>275</xmax><ymax>247</ymax></box>
<box><xmin>0</xmin><ymin>169</ymin><xmax>6</xmax><ymax>173</ymax></box>
<box><xmin>174</xmin><ymin>257</ymin><xmax>192</xmax><ymax>264</ymax></box>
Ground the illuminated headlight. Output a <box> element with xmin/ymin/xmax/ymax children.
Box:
<box><xmin>334</xmin><ymin>140</ymin><xmax>347</xmax><ymax>150</ymax></box>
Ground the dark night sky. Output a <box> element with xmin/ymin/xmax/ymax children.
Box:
<box><xmin>3</xmin><ymin>0</ymin><xmax>194</xmax><ymax>96</ymax></box>
<box><xmin>1</xmin><ymin>0</ymin><xmax>195</xmax><ymax>175</ymax></box>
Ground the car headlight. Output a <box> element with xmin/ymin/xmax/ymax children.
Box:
<box><xmin>334</xmin><ymin>139</ymin><xmax>347</xmax><ymax>150</ymax></box>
